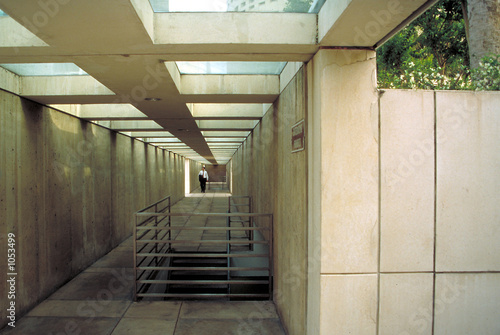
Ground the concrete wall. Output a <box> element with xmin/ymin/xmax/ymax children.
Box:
<box><xmin>189</xmin><ymin>159</ymin><xmax>202</xmax><ymax>192</ymax></box>
<box><xmin>230</xmin><ymin>50</ymin><xmax>500</xmax><ymax>334</ymax></box>
<box><xmin>205</xmin><ymin>164</ymin><xmax>226</xmax><ymax>183</ymax></box>
<box><xmin>0</xmin><ymin>89</ymin><xmax>185</xmax><ymax>328</ymax></box>
<box><xmin>379</xmin><ymin>90</ymin><xmax>500</xmax><ymax>335</ymax></box>
<box><xmin>309</xmin><ymin>50</ymin><xmax>499</xmax><ymax>334</ymax></box>
<box><xmin>307</xmin><ymin>49</ymin><xmax>380</xmax><ymax>335</ymax></box>
<box><xmin>231</xmin><ymin>67</ymin><xmax>307</xmax><ymax>335</ymax></box>
<box><xmin>226</xmin><ymin>160</ymin><xmax>232</xmax><ymax>192</ymax></box>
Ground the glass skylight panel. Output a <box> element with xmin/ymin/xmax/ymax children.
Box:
<box><xmin>0</xmin><ymin>63</ymin><xmax>88</xmax><ymax>76</ymax></box>
<box><xmin>177</xmin><ymin>61</ymin><xmax>286</xmax><ymax>75</ymax></box>
<box><xmin>144</xmin><ymin>138</ymin><xmax>181</xmax><ymax>143</ymax></box>
<box><xmin>206</xmin><ymin>138</ymin><xmax>245</xmax><ymax>142</ymax></box>
<box><xmin>152</xmin><ymin>0</ymin><xmax>227</xmax><ymax>12</ymax></box>
<box><xmin>150</xmin><ymin>0</ymin><xmax>326</xmax><ymax>13</ymax></box>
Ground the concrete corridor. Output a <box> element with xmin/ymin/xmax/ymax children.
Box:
<box><xmin>3</xmin><ymin>190</ymin><xmax>285</xmax><ymax>335</ymax></box>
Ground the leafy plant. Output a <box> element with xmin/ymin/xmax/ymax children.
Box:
<box><xmin>472</xmin><ymin>54</ymin><xmax>500</xmax><ymax>90</ymax></box>
<box><xmin>377</xmin><ymin>0</ymin><xmax>472</xmax><ymax>90</ymax></box>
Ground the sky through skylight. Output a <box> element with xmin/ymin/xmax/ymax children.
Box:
<box><xmin>150</xmin><ymin>0</ymin><xmax>227</xmax><ymax>12</ymax></box>
<box><xmin>150</xmin><ymin>0</ymin><xmax>326</xmax><ymax>13</ymax></box>
<box><xmin>170</xmin><ymin>0</ymin><xmax>227</xmax><ymax>12</ymax></box>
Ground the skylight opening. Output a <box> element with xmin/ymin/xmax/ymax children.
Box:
<box><xmin>176</xmin><ymin>61</ymin><xmax>287</xmax><ymax>75</ymax></box>
<box><xmin>150</xmin><ymin>0</ymin><xmax>326</xmax><ymax>13</ymax></box>
<box><xmin>0</xmin><ymin>63</ymin><xmax>88</xmax><ymax>76</ymax></box>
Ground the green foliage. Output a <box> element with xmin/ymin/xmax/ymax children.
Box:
<box><xmin>284</xmin><ymin>0</ymin><xmax>313</xmax><ymax>12</ymax></box>
<box><xmin>472</xmin><ymin>54</ymin><xmax>500</xmax><ymax>90</ymax></box>
<box><xmin>377</xmin><ymin>0</ymin><xmax>472</xmax><ymax>90</ymax></box>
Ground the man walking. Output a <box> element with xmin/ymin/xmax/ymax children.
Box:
<box><xmin>198</xmin><ymin>165</ymin><xmax>209</xmax><ymax>193</ymax></box>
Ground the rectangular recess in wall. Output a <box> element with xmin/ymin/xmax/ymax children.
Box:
<box><xmin>292</xmin><ymin>119</ymin><xmax>305</xmax><ymax>153</ymax></box>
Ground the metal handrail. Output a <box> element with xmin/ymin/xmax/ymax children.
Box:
<box><xmin>136</xmin><ymin>212</ymin><xmax>268</xmax><ymax>217</ymax></box>
<box><xmin>207</xmin><ymin>180</ymin><xmax>229</xmax><ymax>191</ymax></box>
<box><xmin>228</xmin><ymin>196</ymin><xmax>253</xmax><ymax>250</ymax></box>
<box><xmin>133</xmin><ymin>197</ymin><xmax>273</xmax><ymax>301</ymax></box>
<box><xmin>133</xmin><ymin>196</ymin><xmax>171</xmax><ymax>298</ymax></box>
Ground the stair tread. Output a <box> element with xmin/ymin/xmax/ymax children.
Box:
<box><xmin>136</xmin><ymin>251</ymin><xmax>271</xmax><ymax>301</ymax></box>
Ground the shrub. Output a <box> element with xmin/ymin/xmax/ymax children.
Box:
<box><xmin>473</xmin><ymin>54</ymin><xmax>500</xmax><ymax>91</ymax></box>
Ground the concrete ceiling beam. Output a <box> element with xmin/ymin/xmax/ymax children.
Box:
<box><xmin>181</xmin><ymin>75</ymin><xmax>279</xmax><ymax>95</ymax></box>
<box><xmin>75</xmin><ymin>104</ymin><xmax>148</xmax><ymax>120</ymax></box>
<box><xmin>199</xmin><ymin>128</ymin><xmax>255</xmax><ymax>132</ymax></box>
<box><xmin>180</xmin><ymin>75</ymin><xmax>279</xmax><ymax>103</ymax></box>
<box><xmin>0</xmin><ymin>16</ymin><xmax>47</xmax><ymax>47</ymax></box>
<box><xmin>0</xmin><ymin>66</ymin><xmax>19</xmax><ymax>94</ymax></box>
<box><xmin>127</xmin><ymin>131</ymin><xmax>175</xmax><ymax>137</ymax></box>
<box><xmin>0</xmin><ymin>0</ymin><xmax>153</xmax><ymax>52</ymax></box>
<box><xmin>189</xmin><ymin>103</ymin><xmax>267</xmax><ymax>118</ymax></box>
<box><xmin>0</xmin><ymin>0</ymin><xmax>217</xmax><ymax>163</ymax></box>
<box><xmin>0</xmin><ymin>50</ymin><xmax>315</xmax><ymax>63</ymax></box>
<box><xmin>208</xmin><ymin>144</ymin><xmax>241</xmax><ymax>147</ymax></box>
<box><xmin>182</xmin><ymin>94</ymin><xmax>278</xmax><ymax>104</ymax></box>
<box><xmin>193</xmin><ymin>116</ymin><xmax>261</xmax><ymax>121</ymax></box>
<box><xmin>129</xmin><ymin>0</ymin><xmax>154</xmax><ymax>41</ymax></box>
<box><xmin>202</xmin><ymin>131</ymin><xmax>251</xmax><ymax>137</ymax></box>
<box><xmin>197</xmin><ymin>120</ymin><xmax>259</xmax><ymax>129</ymax></box>
<box><xmin>154</xmin><ymin>12</ymin><xmax>317</xmax><ymax>47</ymax></box>
<box><xmin>20</xmin><ymin>76</ymin><xmax>115</xmax><ymax>101</ymax></box>
<box><xmin>96</xmin><ymin>120</ymin><xmax>163</xmax><ymax>132</ymax></box>
<box><xmin>205</xmin><ymin>140</ymin><xmax>245</xmax><ymax>143</ymax></box>
<box><xmin>142</xmin><ymin>138</ymin><xmax>182</xmax><ymax>143</ymax></box>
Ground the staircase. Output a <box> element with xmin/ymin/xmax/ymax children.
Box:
<box><xmin>160</xmin><ymin>250</ymin><xmax>271</xmax><ymax>300</ymax></box>
<box><xmin>134</xmin><ymin>196</ymin><xmax>273</xmax><ymax>301</ymax></box>
<box><xmin>166</xmin><ymin>253</ymin><xmax>230</xmax><ymax>299</ymax></box>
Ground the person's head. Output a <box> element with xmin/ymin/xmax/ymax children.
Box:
<box><xmin>202</xmin><ymin>165</ymin><xmax>206</xmax><ymax>170</ymax></box>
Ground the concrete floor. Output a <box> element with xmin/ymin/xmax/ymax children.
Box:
<box><xmin>3</xmin><ymin>188</ymin><xmax>285</xmax><ymax>334</ymax></box>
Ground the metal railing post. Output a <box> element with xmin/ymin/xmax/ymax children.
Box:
<box><xmin>226</xmin><ymin>215</ymin><xmax>231</xmax><ymax>300</ymax></box>
<box><xmin>168</xmin><ymin>196</ymin><xmax>171</xmax><ymax>250</ymax></box>
<box><xmin>269</xmin><ymin>214</ymin><xmax>274</xmax><ymax>300</ymax></box>
<box><xmin>228</xmin><ymin>197</ymin><xmax>232</xmax><ymax>247</ymax></box>
<box><xmin>133</xmin><ymin>215</ymin><xmax>138</xmax><ymax>302</ymax></box>
<box><xmin>248</xmin><ymin>197</ymin><xmax>253</xmax><ymax>250</ymax></box>
<box><xmin>154</xmin><ymin>203</ymin><xmax>158</xmax><ymax>265</ymax></box>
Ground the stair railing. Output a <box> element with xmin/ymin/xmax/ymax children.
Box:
<box><xmin>133</xmin><ymin>207</ymin><xmax>273</xmax><ymax>301</ymax></box>
<box><xmin>228</xmin><ymin>196</ymin><xmax>253</xmax><ymax>250</ymax></box>
<box><xmin>133</xmin><ymin>195</ymin><xmax>171</xmax><ymax>299</ymax></box>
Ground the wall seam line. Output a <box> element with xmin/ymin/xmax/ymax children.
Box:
<box><xmin>431</xmin><ymin>90</ymin><xmax>438</xmax><ymax>335</ymax></box>
<box><xmin>376</xmin><ymin>90</ymin><xmax>382</xmax><ymax>335</ymax></box>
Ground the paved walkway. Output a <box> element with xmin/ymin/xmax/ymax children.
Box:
<box><xmin>3</xmin><ymin>190</ymin><xmax>285</xmax><ymax>335</ymax></box>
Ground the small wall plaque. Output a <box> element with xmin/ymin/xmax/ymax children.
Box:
<box><xmin>291</xmin><ymin>119</ymin><xmax>305</xmax><ymax>153</ymax></box>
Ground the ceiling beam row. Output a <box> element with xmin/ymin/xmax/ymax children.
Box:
<box><xmin>0</xmin><ymin>0</ymin><xmax>436</xmax><ymax>164</ymax></box>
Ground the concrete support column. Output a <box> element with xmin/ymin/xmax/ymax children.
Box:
<box><xmin>307</xmin><ymin>49</ymin><xmax>379</xmax><ymax>334</ymax></box>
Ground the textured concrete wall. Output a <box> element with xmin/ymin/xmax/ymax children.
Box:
<box><xmin>0</xmin><ymin>90</ymin><xmax>185</xmax><ymax>328</ymax></box>
<box><xmin>231</xmin><ymin>68</ymin><xmax>307</xmax><ymax>335</ymax></box>
<box><xmin>226</xmin><ymin>160</ymin><xmax>232</xmax><ymax>192</ymax></box>
<box><xmin>205</xmin><ymin>164</ymin><xmax>226</xmax><ymax>183</ymax></box>
<box><xmin>228</xmin><ymin>66</ymin><xmax>500</xmax><ymax>334</ymax></box>
<box><xmin>189</xmin><ymin>159</ymin><xmax>202</xmax><ymax>192</ymax></box>
<box><xmin>379</xmin><ymin>90</ymin><xmax>500</xmax><ymax>335</ymax></box>
<box><xmin>310</xmin><ymin>50</ymin><xmax>380</xmax><ymax>335</ymax></box>
<box><xmin>310</xmin><ymin>49</ymin><xmax>500</xmax><ymax>334</ymax></box>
